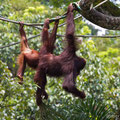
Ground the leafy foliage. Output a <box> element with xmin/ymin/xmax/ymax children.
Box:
<box><xmin>0</xmin><ymin>0</ymin><xmax>120</xmax><ymax>120</ymax></box>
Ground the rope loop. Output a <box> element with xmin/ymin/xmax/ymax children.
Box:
<box><xmin>72</xmin><ymin>2</ymin><xmax>81</xmax><ymax>12</ymax></box>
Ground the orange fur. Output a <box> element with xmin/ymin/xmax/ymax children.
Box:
<box><xmin>17</xmin><ymin>53</ymin><xmax>24</xmax><ymax>65</ymax></box>
<box><xmin>17</xmin><ymin>19</ymin><xmax>59</xmax><ymax>85</ymax></box>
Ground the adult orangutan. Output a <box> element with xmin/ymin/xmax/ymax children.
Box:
<box><xmin>34</xmin><ymin>4</ymin><xmax>86</xmax><ymax>105</ymax></box>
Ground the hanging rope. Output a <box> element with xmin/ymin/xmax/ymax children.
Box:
<box><xmin>0</xmin><ymin>34</ymin><xmax>120</xmax><ymax>49</ymax></box>
<box><xmin>57</xmin><ymin>34</ymin><xmax>120</xmax><ymax>38</ymax></box>
<box><xmin>0</xmin><ymin>15</ymin><xmax>82</xmax><ymax>49</ymax></box>
<box><xmin>0</xmin><ymin>16</ymin><xmax>43</xmax><ymax>26</ymax></box>
<box><xmin>0</xmin><ymin>0</ymin><xmax>114</xmax><ymax>50</ymax></box>
<box><xmin>0</xmin><ymin>0</ymin><xmax>108</xmax><ymax>28</ymax></box>
<box><xmin>72</xmin><ymin>0</ymin><xmax>108</xmax><ymax>12</ymax></box>
<box><xmin>0</xmin><ymin>14</ymin><xmax>66</xmax><ymax>27</ymax></box>
<box><xmin>0</xmin><ymin>34</ymin><xmax>41</xmax><ymax>49</ymax></box>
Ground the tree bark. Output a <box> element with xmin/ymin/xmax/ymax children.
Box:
<box><xmin>80</xmin><ymin>0</ymin><xmax>120</xmax><ymax>17</ymax></box>
<box><xmin>79</xmin><ymin>0</ymin><xmax>120</xmax><ymax>30</ymax></box>
<box><xmin>80</xmin><ymin>9</ymin><xmax>120</xmax><ymax>30</ymax></box>
<box><xmin>80</xmin><ymin>0</ymin><xmax>95</xmax><ymax>10</ymax></box>
<box><xmin>96</xmin><ymin>1</ymin><xmax>120</xmax><ymax>17</ymax></box>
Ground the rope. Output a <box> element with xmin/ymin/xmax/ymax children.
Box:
<box><xmin>73</xmin><ymin>0</ymin><xmax>108</xmax><ymax>12</ymax></box>
<box><xmin>57</xmin><ymin>34</ymin><xmax>120</xmax><ymax>38</ymax></box>
<box><xmin>0</xmin><ymin>0</ymin><xmax>108</xmax><ymax>28</ymax></box>
<box><xmin>0</xmin><ymin>0</ymin><xmax>113</xmax><ymax>49</ymax></box>
<box><xmin>94</xmin><ymin>0</ymin><xmax>108</xmax><ymax>9</ymax></box>
<box><xmin>0</xmin><ymin>17</ymin><xmax>43</xmax><ymax>26</ymax></box>
<box><xmin>0</xmin><ymin>34</ymin><xmax>41</xmax><ymax>49</ymax></box>
<box><xmin>0</xmin><ymin>15</ymin><xmax>82</xmax><ymax>49</ymax></box>
<box><xmin>0</xmin><ymin>16</ymin><xmax>44</xmax><ymax>30</ymax></box>
<box><xmin>0</xmin><ymin>34</ymin><xmax>120</xmax><ymax>49</ymax></box>
<box><xmin>0</xmin><ymin>14</ymin><xmax>66</xmax><ymax>27</ymax></box>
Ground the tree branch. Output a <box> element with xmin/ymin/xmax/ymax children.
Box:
<box><xmin>80</xmin><ymin>9</ymin><xmax>120</xmax><ymax>30</ymax></box>
<box><xmin>80</xmin><ymin>0</ymin><xmax>120</xmax><ymax>17</ymax></box>
<box><xmin>79</xmin><ymin>0</ymin><xmax>120</xmax><ymax>30</ymax></box>
<box><xmin>96</xmin><ymin>0</ymin><xmax>120</xmax><ymax>17</ymax></box>
<box><xmin>80</xmin><ymin>0</ymin><xmax>95</xmax><ymax>10</ymax></box>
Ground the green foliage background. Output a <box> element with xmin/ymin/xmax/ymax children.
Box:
<box><xmin>0</xmin><ymin>0</ymin><xmax>120</xmax><ymax>120</ymax></box>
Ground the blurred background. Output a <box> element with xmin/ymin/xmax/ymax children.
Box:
<box><xmin>0</xmin><ymin>0</ymin><xmax>120</xmax><ymax>119</ymax></box>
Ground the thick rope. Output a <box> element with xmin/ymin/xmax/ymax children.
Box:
<box><xmin>0</xmin><ymin>14</ymin><xmax>66</xmax><ymax>27</ymax></box>
<box><xmin>0</xmin><ymin>34</ymin><xmax>120</xmax><ymax>49</ymax></box>
<box><xmin>0</xmin><ymin>0</ymin><xmax>114</xmax><ymax>49</ymax></box>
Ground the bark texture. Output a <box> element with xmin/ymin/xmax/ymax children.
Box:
<box><xmin>79</xmin><ymin>0</ymin><xmax>120</xmax><ymax>30</ymax></box>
